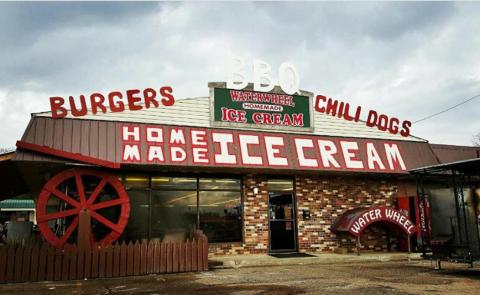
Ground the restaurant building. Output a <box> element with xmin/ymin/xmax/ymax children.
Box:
<box><xmin>6</xmin><ymin>82</ymin><xmax>480</xmax><ymax>256</ymax></box>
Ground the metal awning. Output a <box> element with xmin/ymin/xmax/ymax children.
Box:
<box><xmin>409</xmin><ymin>157</ymin><xmax>480</xmax><ymax>175</ymax></box>
<box><xmin>0</xmin><ymin>199</ymin><xmax>35</xmax><ymax>210</ymax></box>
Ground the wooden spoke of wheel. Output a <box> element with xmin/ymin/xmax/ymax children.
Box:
<box><xmin>44</xmin><ymin>185</ymin><xmax>81</xmax><ymax>208</ymax></box>
<box><xmin>86</xmin><ymin>177</ymin><xmax>108</xmax><ymax>206</ymax></box>
<box><xmin>91</xmin><ymin>198</ymin><xmax>128</xmax><ymax>211</ymax></box>
<box><xmin>36</xmin><ymin>207</ymin><xmax>81</xmax><ymax>223</ymax></box>
<box><xmin>90</xmin><ymin>211</ymin><xmax>123</xmax><ymax>234</ymax></box>
<box><xmin>36</xmin><ymin>168</ymin><xmax>130</xmax><ymax>250</ymax></box>
<box><xmin>58</xmin><ymin>216</ymin><xmax>79</xmax><ymax>247</ymax></box>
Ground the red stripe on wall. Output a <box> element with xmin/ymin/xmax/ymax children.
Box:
<box><xmin>16</xmin><ymin>141</ymin><xmax>120</xmax><ymax>169</ymax></box>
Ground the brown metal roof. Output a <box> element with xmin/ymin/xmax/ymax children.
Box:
<box><xmin>430</xmin><ymin>144</ymin><xmax>480</xmax><ymax>164</ymax></box>
<box><xmin>13</xmin><ymin>116</ymin><xmax>440</xmax><ymax>174</ymax></box>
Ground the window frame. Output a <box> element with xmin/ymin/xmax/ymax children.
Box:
<box><xmin>122</xmin><ymin>173</ymin><xmax>243</xmax><ymax>244</ymax></box>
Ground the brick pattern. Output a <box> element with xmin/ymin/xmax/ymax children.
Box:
<box><xmin>209</xmin><ymin>174</ymin><xmax>399</xmax><ymax>256</ymax></box>
<box><xmin>296</xmin><ymin>175</ymin><xmax>397</xmax><ymax>253</ymax></box>
<box><xmin>209</xmin><ymin>174</ymin><xmax>269</xmax><ymax>256</ymax></box>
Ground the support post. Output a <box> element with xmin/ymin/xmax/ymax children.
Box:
<box><xmin>77</xmin><ymin>210</ymin><xmax>91</xmax><ymax>252</ymax></box>
<box><xmin>356</xmin><ymin>236</ymin><xmax>361</xmax><ymax>256</ymax></box>
<box><xmin>407</xmin><ymin>234</ymin><xmax>411</xmax><ymax>263</ymax></box>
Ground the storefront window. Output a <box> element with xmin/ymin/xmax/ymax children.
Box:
<box><xmin>199</xmin><ymin>191</ymin><xmax>242</xmax><ymax>243</ymax></box>
<box><xmin>123</xmin><ymin>190</ymin><xmax>149</xmax><ymax>241</ymax></box>
<box><xmin>150</xmin><ymin>190</ymin><xmax>197</xmax><ymax>241</ymax></box>
<box><xmin>199</xmin><ymin>178</ymin><xmax>241</xmax><ymax>190</ymax></box>
<box><xmin>151</xmin><ymin>177</ymin><xmax>197</xmax><ymax>190</ymax></box>
<box><xmin>268</xmin><ymin>179</ymin><xmax>294</xmax><ymax>192</ymax></box>
<box><xmin>123</xmin><ymin>175</ymin><xmax>149</xmax><ymax>190</ymax></box>
<box><xmin>121</xmin><ymin>175</ymin><xmax>242</xmax><ymax>243</ymax></box>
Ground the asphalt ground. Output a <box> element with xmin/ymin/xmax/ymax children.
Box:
<box><xmin>1</xmin><ymin>260</ymin><xmax>480</xmax><ymax>294</ymax></box>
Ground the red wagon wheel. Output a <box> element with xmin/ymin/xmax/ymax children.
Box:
<box><xmin>36</xmin><ymin>168</ymin><xmax>130</xmax><ymax>250</ymax></box>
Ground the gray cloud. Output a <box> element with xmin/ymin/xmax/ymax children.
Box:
<box><xmin>0</xmin><ymin>2</ymin><xmax>479</xmax><ymax>147</ymax></box>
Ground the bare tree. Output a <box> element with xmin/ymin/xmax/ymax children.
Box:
<box><xmin>473</xmin><ymin>131</ymin><xmax>480</xmax><ymax>146</ymax></box>
<box><xmin>0</xmin><ymin>147</ymin><xmax>15</xmax><ymax>154</ymax></box>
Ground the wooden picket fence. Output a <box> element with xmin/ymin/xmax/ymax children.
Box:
<box><xmin>0</xmin><ymin>235</ymin><xmax>208</xmax><ymax>284</ymax></box>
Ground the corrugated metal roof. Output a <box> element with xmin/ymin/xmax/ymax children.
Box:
<box><xmin>430</xmin><ymin>144</ymin><xmax>480</xmax><ymax>164</ymax></box>
<box><xmin>15</xmin><ymin>116</ymin><xmax>440</xmax><ymax>174</ymax></box>
<box><xmin>0</xmin><ymin>199</ymin><xmax>35</xmax><ymax>209</ymax></box>
<box><xmin>35</xmin><ymin>96</ymin><xmax>425</xmax><ymax>142</ymax></box>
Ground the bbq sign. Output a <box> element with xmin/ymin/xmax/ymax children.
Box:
<box><xmin>211</xmin><ymin>87</ymin><xmax>313</xmax><ymax>131</ymax></box>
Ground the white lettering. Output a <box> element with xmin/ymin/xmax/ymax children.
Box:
<box><xmin>264</xmin><ymin>136</ymin><xmax>288</xmax><ymax>166</ymax></box>
<box><xmin>366</xmin><ymin>142</ymin><xmax>385</xmax><ymax>170</ymax></box>
<box><xmin>294</xmin><ymin>138</ymin><xmax>318</xmax><ymax>167</ymax></box>
<box><xmin>239</xmin><ymin>134</ymin><xmax>262</xmax><ymax>165</ymax></box>
<box><xmin>123</xmin><ymin>144</ymin><xmax>140</xmax><ymax>161</ymax></box>
<box><xmin>227</xmin><ymin>57</ymin><xmax>248</xmax><ymax>90</ymax></box>
<box><xmin>122</xmin><ymin>126</ymin><xmax>140</xmax><ymax>141</ymax></box>
<box><xmin>212</xmin><ymin>132</ymin><xmax>236</xmax><ymax>164</ymax></box>
<box><xmin>171</xmin><ymin>146</ymin><xmax>186</xmax><ymax>162</ymax></box>
<box><xmin>192</xmin><ymin>148</ymin><xmax>209</xmax><ymax>163</ymax></box>
<box><xmin>253</xmin><ymin>59</ymin><xmax>274</xmax><ymax>92</ymax></box>
<box><xmin>170</xmin><ymin>129</ymin><xmax>186</xmax><ymax>144</ymax></box>
<box><xmin>340</xmin><ymin>141</ymin><xmax>363</xmax><ymax>169</ymax></box>
<box><xmin>148</xmin><ymin>146</ymin><xmax>164</xmax><ymax>162</ymax></box>
<box><xmin>317</xmin><ymin>140</ymin><xmax>340</xmax><ymax>168</ymax></box>
<box><xmin>384</xmin><ymin>143</ymin><xmax>406</xmax><ymax>171</ymax></box>
<box><xmin>146</xmin><ymin>127</ymin><xmax>163</xmax><ymax>143</ymax></box>
<box><xmin>191</xmin><ymin>130</ymin><xmax>207</xmax><ymax>146</ymax></box>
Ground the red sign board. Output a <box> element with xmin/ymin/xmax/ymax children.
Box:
<box><xmin>333</xmin><ymin>207</ymin><xmax>417</xmax><ymax>237</ymax></box>
<box><xmin>120</xmin><ymin>124</ymin><xmax>407</xmax><ymax>173</ymax></box>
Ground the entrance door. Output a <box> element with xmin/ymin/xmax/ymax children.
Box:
<box><xmin>269</xmin><ymin>192</ymin><xmax>296</xmax><ymax>252</ymax></box>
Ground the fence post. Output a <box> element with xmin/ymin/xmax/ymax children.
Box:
<box><xmin>127</xmin><ymin>241</ymin><xmax>134</xmax><ymax>276</ymax></box>
<box><xmin>30</xmin><ymin>244</ymin><xmax>39</xmax><ymax>282</ymax></box>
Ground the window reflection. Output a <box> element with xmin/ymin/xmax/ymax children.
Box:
<box><xmin>151</xmin><ymin>177</ymin><xmax>197</xmax><ymax>190</ymax></box>
<box><xmin>268</xmin><ymin>179</ymin><xmax>294</xmax><ymax>192</ymax></box>
<box><xmin>199</xmin><ymin>178</ymin><xmax>241</xmax><ymax>190</ymax></box>
<box><xmin>123</xmin><ymin>190</ymin><xmax>149</xmax><ymax>241</ymax></box>
<box><xmin>199</xmin><ymin>191</ymin><xmax>242</xmax><ymax>243</ymax></box>
<box><xmin>120</xmin><ymin>175</ymin><xmax>242</xmax><ymax>243</ymax></box>
<box><xmin>151</xmin><ymin>190</ymin><xmax>197</xmax><ymax>241</ymax></box>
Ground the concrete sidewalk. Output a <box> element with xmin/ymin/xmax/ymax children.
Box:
<box><xmin>209</xmin><ymin>252</ymin><xmax>422</xmax><ymax>269</ymax></box>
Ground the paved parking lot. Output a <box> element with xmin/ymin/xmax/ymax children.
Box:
<box><xmin>1</xmin><ymin>260</ymin><xmax>480</xmax><ymax>294</ymax></box>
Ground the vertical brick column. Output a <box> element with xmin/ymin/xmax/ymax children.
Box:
<box><xmin>243</xmin><ymin>174</ymin><xmax>269</xmax><ymax>254</ymax></box>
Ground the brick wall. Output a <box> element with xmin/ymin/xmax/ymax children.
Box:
<box><xmin>209</xmin><ymin>174</ymin><xmax>399</xmax><ymax>256</ymax></box>
<box><xmin>209</xmin><ymin>174</ymin><xmax>269</xmax><ymax>255</ymax></box>
<box><xmin>296</xmin><ymin>175</ymin><xmax>397</xmax><ymax>253</ymax></box>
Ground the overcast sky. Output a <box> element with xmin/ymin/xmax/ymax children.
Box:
<box><xmin>1</xmin><ymin>2</ymin><xmax>479</xmax><ymax>147</ymax></box>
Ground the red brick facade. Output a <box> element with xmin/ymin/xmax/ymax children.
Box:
<box><xmin>209</xmin><ymin>174</ymin><xmax>400</xmax><ymax>256</ymax></box>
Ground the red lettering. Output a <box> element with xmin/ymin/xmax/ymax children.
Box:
<box><xmin>108</xmin><ymin>91</ymin><xmax>125</xmax><ymax>112</ymax></box>
<box><xmin>388</xmin><ymin>117</ymin><xmax>400</xmax><ymax>134</ymax></box>
<box><xmin>90</xmin><ymin>93</ymin><xmax>107</xmax><ymax>115</ymax></box>
<box><xmin>400</xmin><ymin>120</ymin><xmax>411</xmax><ymax>137</ymax></box>
<box><xmin>377</xmin><ymin>114</ymin><xmax>389</xmax><ymax>131</ymax></box>
<box><xmin>272</xmin><ymin>113</ymin><xmax>281</xmax><ymax>125</ymax></box>
<box><xmin>160</xmin><ymin>86</ymin><xmax>175</xmax><ymax>106</ymax></box>
<box><xmin>366</xmin><ymin>110</ymin><xmax>377</xmax><ymax>127</ymax></box>
<box><xmin>69</xmin><ymin>95</ymin><xmax>87</xmax><ymax>117</ymax></box>
<box><xmin>127</xmin><ymin>89</ymin><xmax>142</xmax><ymax>111</ymax></box>
<box><xmin>144</xmin><ymin>88</ymin><xmax>158</xmax><ymax>108</ymax></box>
<box><xmin>49</xmin><ymin>97</ymin><xmax>67</xmax><ymax>118</ymax></box>
<box><xmin>252</xmin><ymin>112</ymin><xmax>262</xmax><ymax>124</ymax></box>
<box><xmin>326</xmin><ymin>98</ymin><xmax>338</xmax><ymax>116</ymax></box>
<box><xmin>292</xmin><ymin>114</ymin><xmax>304</xmax><ymax>126</ymax></box>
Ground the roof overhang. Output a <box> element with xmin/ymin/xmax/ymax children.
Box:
<box><xmin>409</xmin><ymin>157</ymin><xmax>480</xmax><ymax>175</ymax></box>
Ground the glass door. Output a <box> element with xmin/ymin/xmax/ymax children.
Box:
<box><xmin>268</xmin><ymin>178</ymin><xmax>296</xmax><ymax>252</ymax></box>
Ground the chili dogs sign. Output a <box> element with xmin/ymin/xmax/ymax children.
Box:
<box><xmin>121</xmin><ymin>124</ymin><xmax>407</xmax><ymax>173</ymax></box>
